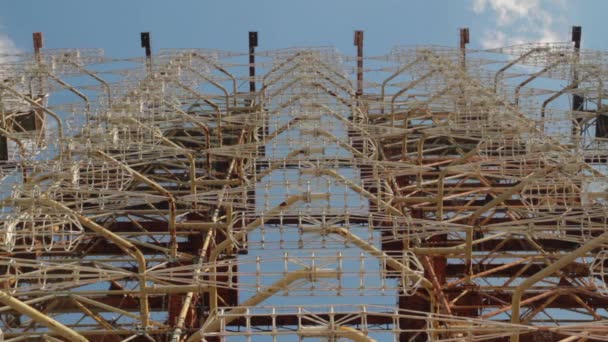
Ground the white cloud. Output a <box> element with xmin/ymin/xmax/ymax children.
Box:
<box><xmin>472</xmin><ymin>0</ymin><xmax>568</xmax><ymax>49</ymax></box>
<box><xmin>479</xmin><ymin>31</ymin><xmax>525</xmax><ymax>50</ymax></box>
<box><xmin>474</xmin><ymin>0</ymin><xmax>541</xmax><ymax>25</ymax></box>
<box><xmin>0</xmin><ymin>32</ymin><xmax>19</xmax><ymax>80</ymax></box>
<box><xmin>0</xmin><ymin>32</ymin><xmax>19</xmax><ymax>64</ymax></box>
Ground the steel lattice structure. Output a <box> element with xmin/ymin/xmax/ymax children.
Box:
<box><xmin>1</xmin><ymin>28</ymin><xmax>608</xmax><ymax>341</ymax></box>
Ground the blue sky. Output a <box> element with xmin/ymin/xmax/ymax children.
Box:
<box><xmin>0</xmin><ymin>0</ymin><xmax>606</xmax><ymax>57</ymax></box>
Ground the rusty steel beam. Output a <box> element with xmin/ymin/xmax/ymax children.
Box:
<box><xmin>354</xmin><ymin>30</ymin><xmax>364</xmax><ymax>97</ymax></box>
<box><xmin>249</xmin><ymin>31</ymin><xmax>258</xmax><ymax>93</ymax></box>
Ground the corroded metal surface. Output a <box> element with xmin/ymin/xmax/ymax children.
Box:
<box><xmin>0</xmin><ymin>31</ymin><xmax>608</xmax><ymax>341</ymax></box>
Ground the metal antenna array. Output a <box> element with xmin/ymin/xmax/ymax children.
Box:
<box><xmin>1</xmin><ymin>28</ymin><xmax>608</xmax><ymax>341</ymax></box>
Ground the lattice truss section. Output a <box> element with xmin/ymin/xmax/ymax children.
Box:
<box><xmin>0</xmin><ymin>37</ymin><xmax>607</xmax><ymax>342</ymax></box>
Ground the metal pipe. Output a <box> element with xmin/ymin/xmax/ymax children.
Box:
<box><xmin>300</xmin><ymin>326</ymin><xmax>376</xmax><ymax>342</ymax></box>
<box><xmin>61</xmin><ymin>57</ymin><xmax>113</xmax><ymax>108</ymax></box>
<box><xmin>541</xmin><ymin>80</ymin><xmax>581</xmax><ymax>120</ymax></box>
<box><xmin>493</xmin><ymin>48</ymin><xmax>547</xmax><ymax>92</ymax></box>
<box><xmin>38</xmin><ymin>197</ymin><xmax>150</xmax><ymax>328</ymax></box>
<box><xmin>190</xmin><ymin>52</ymin><xmax>238</xmax><ymax>107</ymax></box>
<box><xmin>167</xmin><ymin>102</ymin><xmax>212</xmax><ymax>170</ymax></box>
<box><xmin>557</xmin><ymin>335</ymin><xmax>586</xmax><ymax>342</ymax></box>
<box><xmin>326</xmin><ymin>226</ymin><xmax>432</xmax><ymax>291</ymax></box>
<box><xmin>380</xmin><ymin>56</ymin><xmax>425</xmax><ymax>113</ymax></box>
<box><xmin>0</xmin><ymin>85</ymin><xmax>64</xmax><ymax>156</ymax></box>
<box><xmin>259</xmin><ymin>52</ymin><xmax>302</xmax><ymax>95</ymax></box>
<box><xmin>319</xmin><ymin>169</ymin><xmax>403</xmax><ymax>216</ymax></box>
<box><xmin>45</xmin><ymin>72</ymin><xmax>91</xmax><ymax>120</ymax></box>
<box><xmin>181</xmin><ymin>64</ymin><xmax>231</xmax><ymax>113</ymax></box>
<box><xmin>171</xmin><ymin>80</ymin><xmax>223</xmax><ymax>145</ymax></box>
<box><xmin>510</xmin><ymin>230</ymin><xmax>608</xmax><ymax>342</ymax></box>
<box><xmin>390</xmin><ymin>70</ymin><xmax>438</xmax><ymax>125</ymax></box>
<box><xmin>0</xmin><ymin>126</ymin><xmax>27</xmax><ymax>162</ymax></box>
<box><xmin>260</xmin><ymin>53</ymin><xmax>350</xmax><ymax>99</ymax></box>
<box><xmin>170</xmin><ymin>228</ymin><xmax>214</xmax><ymax>342</ymax></box>
<box><xmin>96</xmin><ymin>149</ymin><xmax>179</xmax><ymax>258</ymax></box>
<box><xmin>514</xmin><ymin>58</ymin><xmax>566</xmax><ymax>106</ymax></box>
<box><xmin>186</xmin><ymin>269</ymin><xmax>338</xmax><ymax>342</ymax></box>
<box><xmin>207</xmin><ymin>195</ymin><xmax>303</xmax><ymax>312</ymax></box>
<box><xmin>0</xmin><ymin>291</ymin><xmax>87</xmax><ymax>342</ymax></box>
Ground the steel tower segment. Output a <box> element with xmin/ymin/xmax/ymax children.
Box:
<box><xmin>0</xmin><ymin>29</ymin><xmax>608</xmax><ymax>341</ymax></box>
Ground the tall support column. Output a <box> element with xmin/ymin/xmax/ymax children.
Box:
<box><xmin>141</xmin><ymin>32</ymin><xmax>152</xmax><ymax>74</ymax></box>
<box><xmin>0</xmin><ymin>134</ymin><xmax>6</xmax><ymax>160</ymax></box>
<box><xmin>249</xmin><ymin>31</ymin><xmax>258</xmax><ymax>94</ymax></box>
<box><xmin>33</xmin><ymin>32</ymin><xmax>43</xmax><ymax>56</ymax></box>
<box><xmin>571</xmin><ymin>26</ymin><xmax>584</xmax><ymax>136</ymax></box>
<box><xmin>458</xmin><ymin>28</ymin><xmax>470</xmax><ymax>112</ymax></box>
<box><xmin>32</xmin><ymin>32</ymin><xmax>46</xmax><ymax>132</ymax></box>
<box><xmin>141</xmin><ymin>32</ymin><xmax>151</xmax><ymax>57</ymax></box>
<box><xmin>459</xmin><ymin>27</ymin><xmax>469</xmax><ymax>70</ymax></box>
<box><xmin>354</xmin><ymin>30</ymin><xmax>364</xmax><ymax>97</ymax></box>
